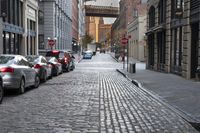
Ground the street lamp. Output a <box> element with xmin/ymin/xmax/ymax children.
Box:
<box><xmin>127</xmin><ymin>35</ymin><xmax>131</xmax><ymax>72</ymax></box>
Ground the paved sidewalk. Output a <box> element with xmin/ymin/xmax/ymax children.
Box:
<box><xmin>117</xmin><ymin>62</ymin><xmax>200</xmax><ymax>128</ymax></box>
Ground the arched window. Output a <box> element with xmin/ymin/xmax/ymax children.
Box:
<box><xmin>158</xmin><ymin>0</ymin><xmax>166</xmax><ymax>24</ymax></box>
<box><xmin>149</xmin><ymin>6</ymin><xmax>155</xmax><ymax>28</ymax></box>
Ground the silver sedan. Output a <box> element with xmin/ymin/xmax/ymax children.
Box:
<box><xmin>0</xmin><ymin>75</ymin><xmax>3</xmax><ymax>103</ymax></box>
<box><xmin>0</xmin><ymin>55</ymin><xmax>40</xmax><ymax>94</ymax></box>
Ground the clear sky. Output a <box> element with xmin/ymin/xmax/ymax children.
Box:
<box><xmin>85</xmin><ymin>0</ymin><xmax>120</xmax><ymax>24</ymax></box>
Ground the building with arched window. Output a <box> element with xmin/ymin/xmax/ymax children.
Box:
<box><xmin>146</xmin><ymin>0</ymin><xmax>200</xmax><ymax>80</ymax></box>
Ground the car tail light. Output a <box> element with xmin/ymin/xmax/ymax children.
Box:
<box><xmin>52</xmin><ymin>50</ymin><xmax>59</xmax><ymax>54</ymax></box>
<box><xmin>0</xmin><ymin>67</ymin><xmax>14</xmax><ymax>73</ymax></box>
<box><xmin>34</xmin><ymin>64</ymin><xmax>42</xmax><ymax>69</ymax></box>
<box><xmin>64</xmin><ymin>57</ymin><xmax>68</xmax><ymax>63</ymax></box>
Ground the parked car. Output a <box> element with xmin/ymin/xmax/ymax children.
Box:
<box><xmin>0</xmin><ymin>75</ymin><xmax>3</xmax><ymax>103</ymax></box>
<box><xmin>66</xmin><ymin>51</ymin><xmax>75</xmax><ymax>71</ymax></box>
<box><xmin>46</xmin><ymin>50</ymin><xmax>75</xmax><ymax>72</ymax></box>
<box><xmin>0</xmin><ymin>55</ymin><xmax>40</xmax><ymax>94</ymax></box>
<box><xmin>26</xmin><ymin>55</ymin><xmax>52</xmax><ymax>82</ymax></box>
<box><xmin>47</xmin><ymin>57</ymin><xmax>62</xmax><ymax>76</ymax></box>
<box><xmin>100</xmin><ymin>49</ymin><xmax>105</xmax><ymax>53</ymax></box>
<box><xmin>83</xmin><ymin>51</ymin><xmax>93</xmax><ymax>59</ymax></box>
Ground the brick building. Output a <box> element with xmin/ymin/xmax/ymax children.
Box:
<box><xmin>111</xmin><ymin>0</ymin><xmax>134</xmax><ymax>58</ymax></box>
<box><xmin>127</xmin><ymin>0</ymin><xmax>147</xmax><ymax>62</ymax></box>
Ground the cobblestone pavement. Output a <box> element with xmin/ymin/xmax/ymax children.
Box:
<box><xmin>0</xmin><ymin>71</ymin><xmax>100</xmax><ymax>133</ymax></box>
<box><xmin>0</xmin><ymin>53</ymin><xmax>198</xmax><ymax>133</ymax></box>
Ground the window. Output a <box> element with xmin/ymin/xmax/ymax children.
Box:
<box><xmin>172</xmin><ymin>0</ymin><xmax>184</xmax><ymax>18</ymax></box>
<box><xmin>133</xmin><ymin>8</ymin><xmax>138</xmax><ymax>17</ymax></box>
<box><xmin>158</xmin><ymin>0</ymin><xmax>166</xmax><ymax>24</ymax></box>
<box><xmin>39</xmin><ymin>10</ymin><xmax>44</xmax><ymax>24</ymax></box>
<box><xmin>1</xmin><ymin>0</ymin><xmax>7</xmax><ymax>21</ymax></box>
<box><xmin>149</xmin><ymin>6</ymin><xmax>155</xmax><ymax>28</ymax></box>
<box><xmin>191</xmin><ymin>0</ymin><xmax>200</xmax><ymax>13</ymax></box>
<box><xmin>39</xmin><ymin>34</ymin><xmax>44</xmax><ymax>49</ymax></box>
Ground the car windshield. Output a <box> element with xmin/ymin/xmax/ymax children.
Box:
<box><xmin>0</xmin><ymin>56</ymin><xmax>15</xmax><ymax>65</ymax></box>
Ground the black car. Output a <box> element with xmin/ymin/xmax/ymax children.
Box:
<box><xmin>26</xmin><ymin>55</ymin><xmax>52</xmax><ymax>82</ymax></box>
<box><xmin>0</xmin><ymin>75</ymin><xmax>3</xmax><ymax>104</ymax></box>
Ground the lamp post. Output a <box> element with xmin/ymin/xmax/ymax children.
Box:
<box><xmin>121</xmin><ymin>36</ymin><xmax>128</xmax><ymax>69</ymax></box>
<box><xmin>127</xmin><ymin>35</ymin><xmax>131</xmax><ymax>72</ymax></box>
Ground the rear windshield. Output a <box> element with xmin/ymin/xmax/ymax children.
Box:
<box><xmin>59</xmin><ymin>52</ymin><xmax>64</xmax><ymax>58</ymax></box>
<box><xmin>46</xmin><ymin>51</ymin><xmax>60</xmax><ymax>58</ymax></box>
<box><xmin>0</xmin><ymin>56</ymin><xmax>15</xmax><ymax>64</ymax></box>
<box><xmin>26</xmin><ymin>56</ymin><xmax>39</xmax><ymax>63</ymax></box>
<box><xmin>49</xmin><ymin>57</ymin><xmax>57</xmax><ymax>62</ymax></box>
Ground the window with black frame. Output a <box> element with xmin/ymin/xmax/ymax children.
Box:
<box><xmin>158</xmin><ymin>0</ymin><xmax>166</xmax><ymax>24</ymax></box>
<box><xmin>149</xmin><ymin>6</ymin><xmax>155</xmax><ymax>28</ymax></box>
<box><xmin>172</xmin><ymin>0</ymin><xmax>184</xmax><ymax>18</ymax></box>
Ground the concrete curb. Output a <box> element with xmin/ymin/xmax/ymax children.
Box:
<box><xmin>116</xmin><ymin>69</ymin><xmax>200</xmax><ymax>131</ymax></box>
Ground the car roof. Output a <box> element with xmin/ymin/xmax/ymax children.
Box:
<box><xmin>0</xmin><ymin>54</ymin><xmax>22</xmax><ymax>57</ymax></box>
<box><xmin>26</xmin><ymin>55</ymin><xmax>40</xmax><ymax>57</ymax></box>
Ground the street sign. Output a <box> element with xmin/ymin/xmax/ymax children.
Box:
<box><xmin>121</xmin><ymin>37</ymin><xmax>128</xmax><ymax>45</ymax></box>
<box><xmin>48</xmin><ymin>39</ymin><xmax>56</xmax><ymax>46</ymax></box>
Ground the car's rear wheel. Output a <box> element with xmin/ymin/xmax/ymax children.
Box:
<box><xmin>43</xmin><ymin>71</ymin><xmax>47</xmax><ymax>82</ymax></box>
<box><xmin>66</xmin><ymin>66</ymin><xmax>70</xmax><ymax>72</ymax></box>
<box><xmin>60</xmin><ymin>68</ymin><xmax>63</xmax><ymax>74</ymax></box>
<box><xmin>49</xmin><ymin>71</ymin><xmax>52</xmax><ymax>79</ymax></box>
<box><xmin>55</xmin><ymin>67</ymin><xmax>59</xmax><ymax>76</ymax></box>
<box><xmin>18</xmin><ymin>78</ymin><xmax>25</xmax><ymax>94</ymax></box>
<box><xmin>0</xmin><ymin>83</ymin><xmax>3</xmax><ymax>104</ymax></box>
<box><xmin>71</xmin><ymin>65</ymin><xmax>75</xmax><ymax>71</ymax></box>
<box><xmin>34</xmin><ymin>75</ymin><xmax>40</xmax><ymax>88</ymax></box>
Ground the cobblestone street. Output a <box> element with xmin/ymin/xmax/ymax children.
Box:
<box><xmin>0</xmin><ymin>53</ymin><xmax>198</xmax><ymax>133</ymax></box>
